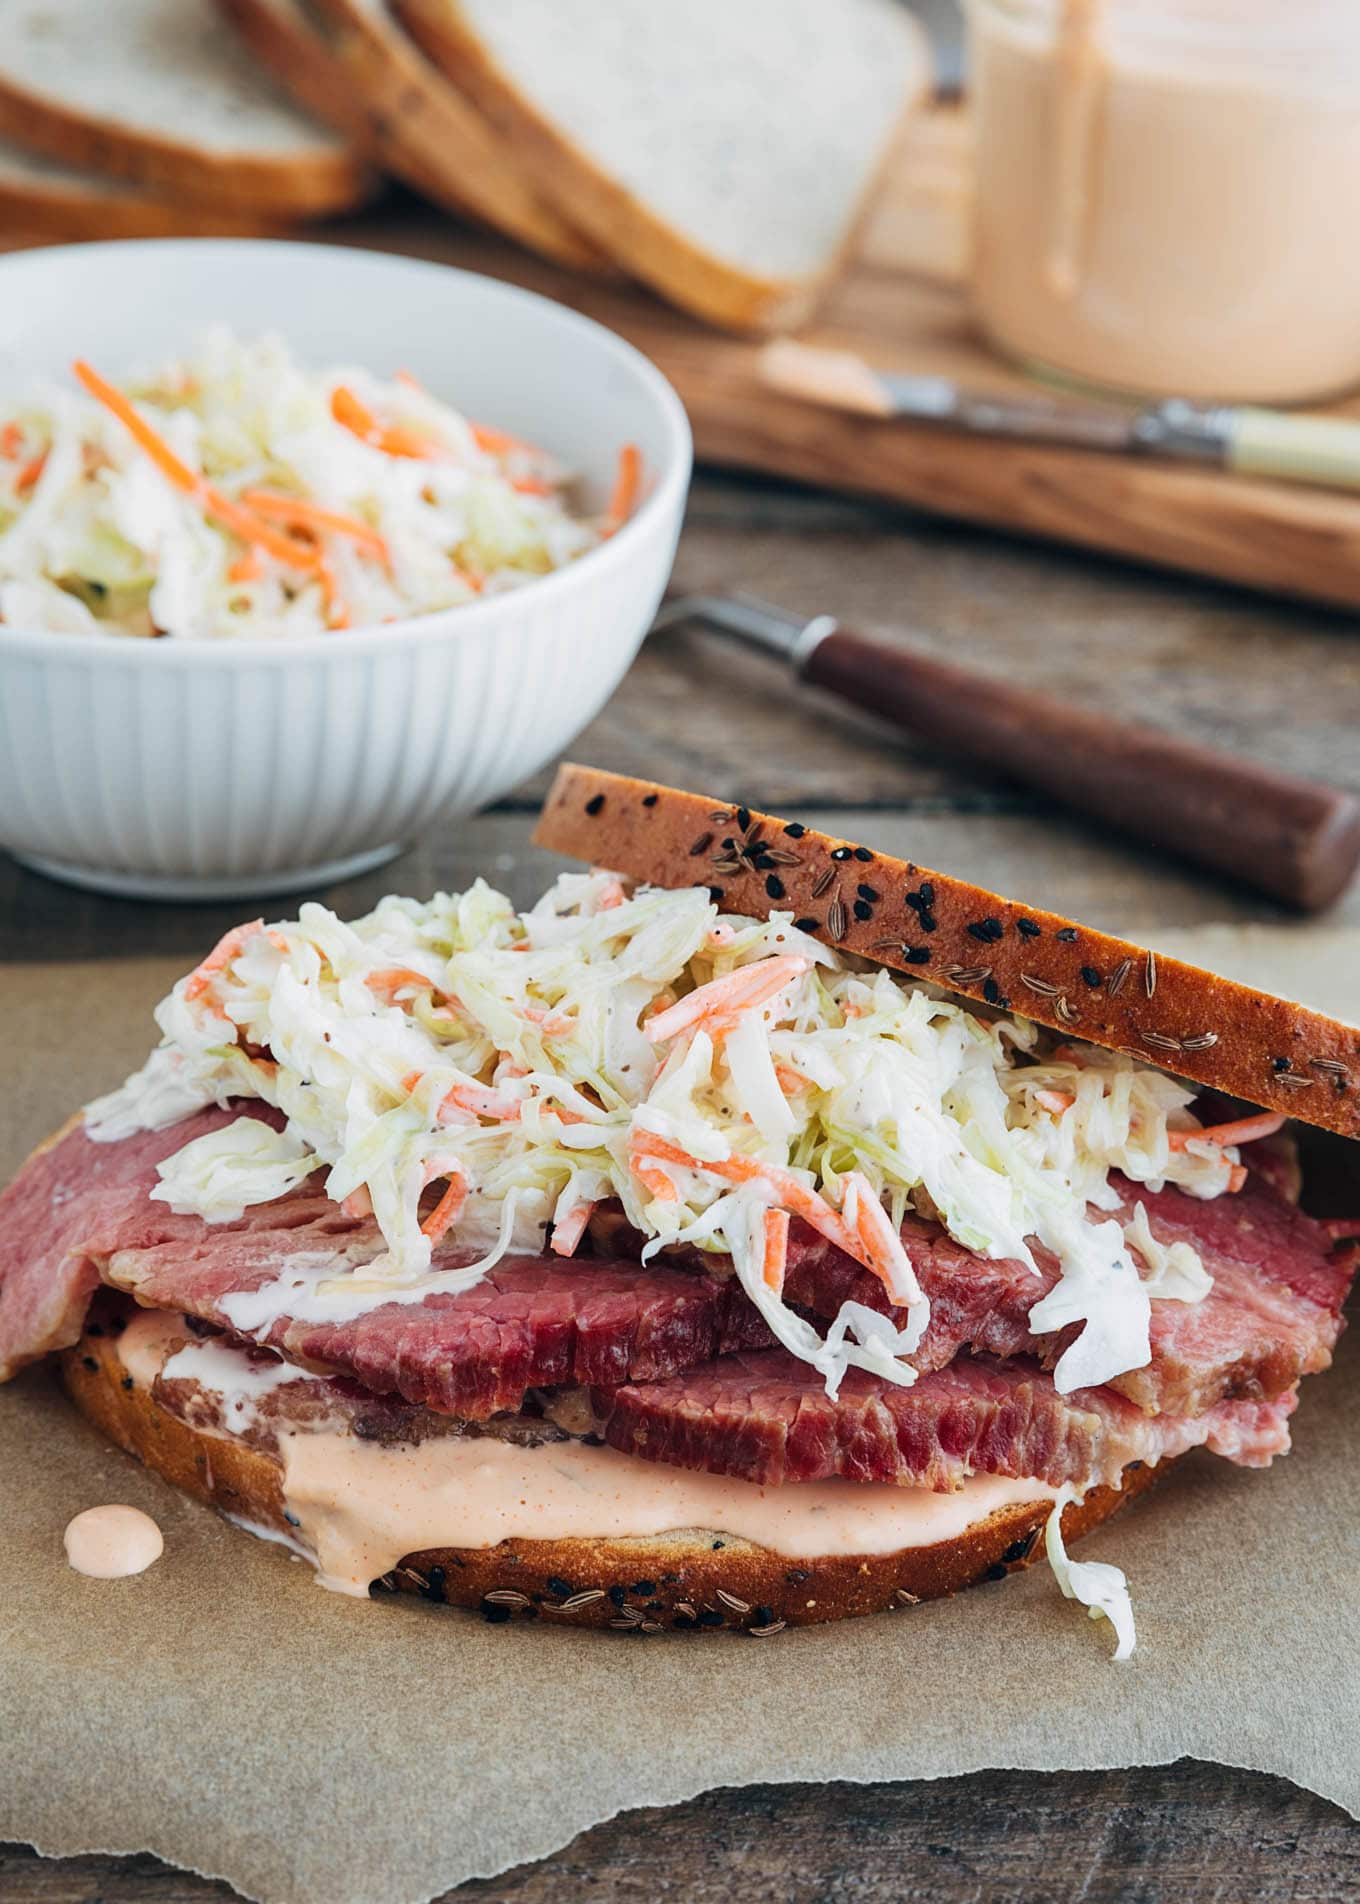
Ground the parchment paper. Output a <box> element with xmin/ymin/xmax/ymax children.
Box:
<box><xmin>2</xmin><ymin>931</ymin><xmax>1358</xmax><ymax>1904</ymax></box>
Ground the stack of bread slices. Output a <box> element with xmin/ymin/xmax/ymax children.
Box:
<box><xmin>0</xmin><ymin>0</ymin><xmax>930</xmax><ymax>329</ymax></box>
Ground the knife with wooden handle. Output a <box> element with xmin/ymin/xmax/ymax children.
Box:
<box><xmin>656</xmin><ymin>592</ymin><xmax>1360</xmax><ymax>913</ymax></box>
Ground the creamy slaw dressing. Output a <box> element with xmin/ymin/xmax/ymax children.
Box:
<box><xmin>0</xmin><ymin>329</ymin><xmax>600</xmax><ymax>640</ymax></box>
<box><xmin>87</xmin><ymin>872</ymin><xmax>1238</xmax><ymax>1414</ymax></box>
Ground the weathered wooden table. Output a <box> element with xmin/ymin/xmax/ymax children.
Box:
<box><xmin>4</xmin><ymin>472</ymin><xmax>1357</xmax><ymax>1901</ymax></box>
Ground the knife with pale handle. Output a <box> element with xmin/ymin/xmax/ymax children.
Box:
<box><xmin>760</xmin><ymin>340</ymin><xmax>1360</xmax><ymax>493</ymax></box>
<box><xmin>654</xmin><ymin>589</ymin><xmax>1360</xmax><ymax>913</ymax></box>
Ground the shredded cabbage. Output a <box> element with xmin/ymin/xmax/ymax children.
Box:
<box><xmin>0</xmin><ymin>329</ymin><xmax>601</xmax><ymax>640</ymax></box>
<box><xmin>86</xmin><ymin>873</ymin><xmax>1245</xmax><ymax>1408</ymax></box>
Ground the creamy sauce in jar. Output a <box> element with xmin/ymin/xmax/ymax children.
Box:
<box><xmin>64</xmin><ymin>1504</ymin><xmax>164</xmax><ymax>1578</ymax></box>
<box><xmin>967</xmin><ymin>0</ymin><xmax>1360</xmax><ymax>401</ymax></box>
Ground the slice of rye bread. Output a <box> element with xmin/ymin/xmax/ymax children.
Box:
<box><xmin>0</xmin><ymin>0</ymin><xmax>373</xmax><ymax>217</ymax></box>
<box><xmin>0</xmin><ymin>137</ymin><xmax>290</xmax><ymax>239</ymax></box>
<box><xmin>533</xmin><ymin>765</ymin><xmax>1360</xmax><ymax>1141</ymax></box>
<box><xmin>394</xmin><ymin>0</ymin><xmax>931</xmax><ymax>332</ymax></box>
<box><xmin>59</xmin><ymin>1316</ymin><xmax>1163</xmax><ymax>1631</ymax></box>
<box><xmin>217</xmin><ymin>0</ymin><xmax>606</xmax><ymax>267</ymax></box>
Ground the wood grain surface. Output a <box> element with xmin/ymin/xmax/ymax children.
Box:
<box><xmin>319</xmin><ymin>107</ymin><xmax>1360</xmax><ymax>613</ymax></box>
<box><xmin>3</xmin><ymin>1764</ymin><xmax>1357</xmax><ymax>1904</ymax></box>
<box><xmin>3</xmin><ymin>475</ymin><xmax>1356</xmax><ymax>1901</ymax></box>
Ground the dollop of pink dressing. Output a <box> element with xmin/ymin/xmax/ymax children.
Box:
<box><xmin>63</xmin><ymin>1504</ymin><xmax>164</xmax><ymax>1578</ymax></box>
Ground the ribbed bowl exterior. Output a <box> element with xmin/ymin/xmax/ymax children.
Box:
<box><xmin>0</xmin><ymin>498</ymin><xmax>679</xmax><ymax>891</ymax></box>
<box><xmin>0</xmin><ymin>240</ymin><xmax>692</xmax><ymax>897</ymax></box>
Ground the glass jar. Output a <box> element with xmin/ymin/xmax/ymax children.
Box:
<box><xmin>965</xmin><ymin>0</ymin><xmax>1360</xmax><ymax>402</ymax></box>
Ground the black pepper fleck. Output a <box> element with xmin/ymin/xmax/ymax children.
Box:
<box><xmin>1056</xmin><ymin>927</ymin><xmax>1079</xmax><ymax>943</ymax></box>
<box><xmin>120</xmin><ymin>1375</ymin><xmax>134</xmax><ymax>1391</ymax></box>
<box><xmin>765</xmin><ymin>875</ymin><xmax>786</xmax><ymax>899</ymax></box>
<box><xmin>711</xmin><ymin>1539</ymin><xmax>726</xmax><ymax>1550</ymax></box>
<box><xmin>584</xmin><ymin>794</ymin><xmax>605</xmax><ymax>816</ymax></box>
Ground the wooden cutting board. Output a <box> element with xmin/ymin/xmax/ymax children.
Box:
<box><xmin>345</xmin><ymin>104</ymin><xmax>1360</xmax><ymax>613</ymax></box>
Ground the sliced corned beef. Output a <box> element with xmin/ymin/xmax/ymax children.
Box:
<box><xmin>0</xmin><ymin>1104</ymin><xmax>306</xmax><ymax>1380</ymax></box>
<box><xmin>109</xmin><ymin>1241</ymin><xmax>771</xmax><ymax>1416</ymax></box>
<box><xmin>779</xmin><ymin>1171</ymin><xmax>1354</xmax><ymax>1416</ymax></box>
<box><xmin>594</xmin><ymin>1349</ymin><xmax>1299</xmax><ymax>1491</ymax></box>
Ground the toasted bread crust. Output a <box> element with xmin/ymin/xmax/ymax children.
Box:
<box><xmin>0</xmin><ymin>59</ymin><xmax>372</xmax><ymax>218</ymax></box>
<box><xmin>533</xmin><ymin>765</ymin><xmax>1360</xmax><ymax>1140</ymax></box>
<box><xmin>217</xmin><ymin>0</ymin><xmax>605</xmax><ymax>266</ymax></box>
<box><xmin>393</xmin><ymin>0</ymin><xmax>927</xmax><ymax>333</ymax></box>
<box><xmin>59</xmin><ymin>1318</ymin><xmax>1162</xmax><ymax>1633</ymax></box>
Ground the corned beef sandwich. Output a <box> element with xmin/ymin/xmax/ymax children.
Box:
<box><xmin>4</xmin><ymin>765</ymin><xmax>1357</xmax><ymax>1652</ymax></box>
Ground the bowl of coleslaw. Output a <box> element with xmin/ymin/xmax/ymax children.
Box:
<box><xmin>0</xmin><ymin>239</ymin><xmax>691</xmax><ymax>898</ymax></box>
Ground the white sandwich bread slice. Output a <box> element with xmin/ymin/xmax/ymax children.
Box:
<box><xmin>0</xmin><ymin>137</ymin><xmax>289</xmax><ymax>239</ymax></box>
<box><xmin>394</xmin><ymin>0</ymin><xmax>932</xmax><ymax>329</ymax></box>
<box><xmin>0</xmin><ymin>0</ymin><xmax>373</xmax><ymax>217</ymax></box>
<box><xmin>216</xmin><ymin>0</ymin><xmax>606</xmax><ymax>265</ymax></box>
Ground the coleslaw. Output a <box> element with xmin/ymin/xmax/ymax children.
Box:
<box><xmin>85</xmin><ymin>872</ymin><xmax>1266</xmax><ymax>1403</ymax></box>
<box><xmin>0</xmin><ymin>329</ymin><xmax>633</xmax><ymax>640</ymax></box>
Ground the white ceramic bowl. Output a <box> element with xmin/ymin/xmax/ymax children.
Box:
<box><xmin>0</xmin><ymin>240</ymin><xmax>691</xmax><ymax>899</ymax></box>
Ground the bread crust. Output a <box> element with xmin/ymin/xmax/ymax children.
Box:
<box><xmin>59</xmin><ymin>1317</ymin><xmax>1163</xmax><ymax>1633</ymax></box>
<box><xmin>533</xmin><ymin>765</ymin><xmax>1360</xmax><ymax>1140</ymax></box>
<box><xmin>217</xmin><ymin>0</ymin><xmax>606</xmax><ymax>266</ymax></box>
<box><xmin>0</xmin><ymin>45</ymin><xmax>372</xmax><ymax>217</ymax></box>
<box><xmin>393</xmin><ymin>0</ymin><xmax>929</xmax><ymax>333</ymax></box>
<box><xmin>0</xmin><ymin>161</ymin><xmax>283</xmax><ymax>239</ymax></box>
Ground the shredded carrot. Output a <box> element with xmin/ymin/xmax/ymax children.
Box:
<box><xmin>241</xmin><ymin>488</ymin><xmax>389</xmax><ymax>562</ymax></box>
<box><xmin>331</xmin><ymin>385</ymin><xmax>441</xmax><ymax>460</ymax></box>
<box><xmin>228</xmin><ymin>551</ymin><xmax>262</xmax><ymax>584</ymax></box>
<box><xmin>596</xmin><ymin>878</ymin><xmax>625</xmax><ymax>910</ymax></box>
<box><xmin>15</xmin><ymin>451</ymin><xmax>47</xmax><ymax>494</ymax></box>
<box><xmin>1227</xmin><ymin>1164</ymin><xmax>1248</xmax><ymax>1193</ymax></box>
<box><xmin>0</xmin><ymin>421</ymin><xmax>22</xmax><ymax>459</ymax></box>
<box><xmin>550</xmin><ymin>1200</ymin><xmax>596</xmax><ymax>1257</ymax></box>
<box><xmin>439</xmin><ymin>1082</ymin><xmax>522</xmax><ymax>1122</ymax></box>
<box><xmin>523</xmin><ymin>1006</ymin><xmax>573</xmax><ymax>1035</ymax></box>
<box><xmin>1168</xmin><ymin>1111</ymin><xmax>1286</xmax><ymax>1152</ymax></box>
<box><xmin>845</xmin><ymin>1170</ymin><xmax>913</xmax><ymax>1305</ymax></box>
<box><xmin>267</xmin><ymin>930</ymin><xmax>290</xmax><ymax>952</ymax></box>
<box><xmin>774</xmin><ymin>1064</ymin><xmax>811</xmax><ymax>1096</ymax></box>
<box><xmin>630</xmin><ymin>1131</ymin><xmax>858</xmax><ymax>1259</ymax></box>
<box><xmin>643</xmin><ymin>954</ymin><xmax>810</xmax><ymax>1044</ymax></box>
<box><xmin>74</xmin><ymin>359</ymin><xmax>321</xmax><ymax>571</ymax></box>
<box><xmin>511</xmin><ymin>474</ymin><xmax>554</xmax><ymax>497</ymax></box>
<box><xmin>762</xmin><ymin>1208</ymin><xmax>789</xmax><ymax>1294</ymax></box>
<box><xmin>367</xmin><ymin>967</ymin><xmax>434</xmax><ymax>997</ymax></box>
<box><xmin>421</xmin><ymin>1172</ymin><xmax>468</xmax><ymax>1243</ymax></box>
<box><xmin>471</xmin><ymin>421</ymin><xmax>541</xmax><ymax>458</ymax></box>
<box><xmin>341</xmin><ymin>1186</ymin><xmax>374</xmax><ymax>1219</ymax></box>
<box><xmin>603</xmin><ymin>443</ymin><xmax>641</xmax><ymax>535</ymax></box>
<box><xmin>316</xmin><ymin>556</ymin><xmax>349</xmax><ymax>630</ymax></box>
<box><xmin>1035</xmin><ymin>1088</ymin><xmax>1076</xmax><ymax>1114</ymax></box>
<box><xmin>183</xmin><ymin>918</ymin><xmax>263</xmax><ymax>1002</ymax></box>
